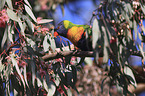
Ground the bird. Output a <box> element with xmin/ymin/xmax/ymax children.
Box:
<box><xmin>54</xmin><ymin>20</ymin><xmax>92</xmax><ymax>51</ymax></box>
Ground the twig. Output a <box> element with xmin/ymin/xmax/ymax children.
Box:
<box><xmin>129</xmin><ymin>83</ymin><xmax>145</xmax><ymax>94</ymax></box>
<box><xmin>131</xmin><ymin>51</ymin><xmax>143</xmax><ymax>58</ymax></box>
<box><xmin>42</xmin><ymin>51</ymin><xmax>94</xmax><ymax>61</ymax></box>
<box><xmin>42</xmin><ymin>50</ymin><xmax>143</xmax><ymax>61</ymax></box>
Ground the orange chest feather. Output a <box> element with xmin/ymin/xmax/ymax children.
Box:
<box><xmin>67</xmin><ymin>26</ymin><xmax>84</xmax><ymax>46</ymax></box>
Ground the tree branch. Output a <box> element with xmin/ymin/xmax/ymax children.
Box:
<box><xmin>42</xmin><ymin>51</ymin><xmax>94</xmax><ymax>61</ymax></box>
<box><xmin>42</xmin><ymin>50</ymin><xmax>143</xmax><ymax>61</ymax></box>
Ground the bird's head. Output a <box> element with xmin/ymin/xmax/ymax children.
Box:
<box><xmin>54</xmin><ymin>20</ymin><xmax>71</xmax><ymax>37</ymax></box>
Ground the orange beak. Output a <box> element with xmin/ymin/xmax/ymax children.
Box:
<box><xmin>54</xmin><ymin>31</ymin><xmax>59</xmax><ymax>37</ymax></box>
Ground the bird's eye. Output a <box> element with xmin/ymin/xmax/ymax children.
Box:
<box><xmin>57</xmin><ymin>26</ymin><xmax>60</xmax><ymax>29</ymax></box>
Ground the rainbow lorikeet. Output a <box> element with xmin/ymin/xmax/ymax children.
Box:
<box><xmin>54</xmin><ymin>20</ymin><xmax>92</xmax><ymax>51</ymax></box>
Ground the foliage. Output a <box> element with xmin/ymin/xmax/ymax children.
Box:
<box><xmin>0</xmin><ymin>0</ymin><xmax>145</xmax><ymax>96</ymax></box>
<box><xmin>91</xmin><ymin>0</ymin><xmax>145</xmax><ymax>95</ymax></box>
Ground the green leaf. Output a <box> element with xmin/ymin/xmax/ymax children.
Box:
<box><xmin>133</xmin><ymin>20</ymin><xmax>137</xmax><ymax>40</ymax></box>
<box><xmin>138</xmin><ymin>32</ymin><xmax>142</xmax><ymax>41</ymax></box>
<box><xmin>45</xmin><ymin>74</ymin><xmax>50</xmax><ymax>86</ymax></box>
<box><xmin>54</xmin><ymin>74</ymin><xmax>60</xmax><ymax>86</ymax></box>
<box><xmin>102</xmin><ymin>26</ymin><xmax>109</xmax><ymax>47</ymax></box>
<box><xmin>67</xmin><ymin>89</ymin><xmax>72</xmax><ymax>96</ymax></box>
<box><xmin>43</xmin><ymin>35</ymin><xmax>50</xmax><ymax>52</ymax></box>
<box><xmin>31</xmin><ymin>60</ymin><xmax>35</xmax><ymax>86</ymax></box>
<box><xmin>138</xmin><ymin>45</ymin><xmax>145</xmax><ymax>61</ymax></box>
<box><xmin>27</xmin><ymin>20</ymin><xmax>34</xmax><ymax>32</ymax></box>
<box><xmin>0</xmin><ymin>0</ymin><xmax>5</xmax><ymax>10</ymax></box>
<box><xmin>26</xmin><ymin>37</ymin><xmax>36</xmax><ymax>50</ymax></box>
<box><xmin>103</xmin><ymin>47</ymin><xmax>109</xmax><ymax>63</ymax></box>
<box><xmin>141</xmin><ymin>4</ymin><xmax>145</xmax><ymax>15</ymax></box>
<box><xmin>122</xmin><ymin>10</ymin><xmax>132</xmax><ymax>28</ymax></box>
<box><xmin>126</xmin><ymin>3</ymin><xmax>133</xmax><ymax>18</ymax></box>
<box><xmin>50</xmin><ymin>37</ymin><xmax>56</xmax><ymax>52</ymax></box>
<box><xmin>60</xmin><ymin>83</ymin><xmax>68</xmax><ymax>95</ymax></box>
<box><xmin>71</xmin><ymin>65</ymin><xmax>77</xmax><ymax>86</ymax></box>
<box><xmin>22</xmin><ymin>15</ymin><xmax>34</xmax><ymax>32</ymax></box>
<box><xmin>60</xmin><ymin>4</ymin><xmax>65</xmax><ymax>16</ymax></box>
<box><xmin>84</xmin><ymin>57</ymin><xmax>93</xmax><ymax>66</ymax></box>
<box><xmin>38</xmin><ymin>19</ymin><xmax>53</xmax><ymax>24</ymax></box>
<box><xmin>77</xmin><ymin>57</ymin><xmax>85</xmax><ymax>66</ymax></box>
<box><xmin>65</xmin><ymin>56</ymin><xmax>71</xmax><ymax>65</ymax></box>
<box><xmin>24</xmin><ymin>4</ymin><xmax>37</xmax><ymax>23</ymax></box>
<box><xmin>24</xmin><ymin>0</ymin><xmax>32</xmax><ymax>9</ymax></box>
<box><xmin>1</xmin><ymin>26</ymin><xmax>7</xmax><ymax>48</ymax></box>
<box><xmin>127</xmin><ymin>29</ymin><xmax>132</xmax><ymax>40</ymax></box>
<box><xmin>92</xmin><ymin>18</ymin><xmax>100</xmax><ymax>49</ymax></box>
<box><xmin>105</xmin><ymin>21</ymin><xmax>116</xmax><ymax>36</ymax></box>
<box><xmin>65</xmin><ymin>71</ymin><xmax>74</xmax><ymax>88</ymax></box>
<box><xmin>101</xmin><ymin>77</ymin><xmax>107</xmax><ymax>93</ymax></box>
<box><xmin>5</xmin><ymin>63</ymin><xmax>11</xmax><ymax>77</ymax></box>
<box><xmin>57</xmin><ymin>68</ymin><xmax>68</xmax><ymax>87</ymax></box>
<box><xmin>8</xmin><ymin>25</ymin><xmax>13</xmax><ymax>42</ymax></box>
<box><xmin>43</xmin><ymin>79</ymin><xmax>56</xmax><ymax>96</ymax></box>
<box><xmin>47</xmin><ymin>82</ymin><xmax>56</xmax><ymax>96</ymax></box>
<box><xmin>124</xmin><ymin>66</ymin><xmax>137</xmax><ymax>87</ymax></box>
<box><xmin>36</xmin><ymin>77</ymin><xmax>42</xmax><ymax>87</ymax></box>
<box><xmin>24</xmin><ymin>65</ymin><xmax>29</xmax><ymax>87</ymax></box>
<box><xmin>141</xmin><ymin>25</ymin><xmax>145</xmax><ymax>34</ymax></box>
<box><xmin>36</xmin><ymin>72</ymin><xmax>42</xmax><ymax>87</ymax></box>
<box><xmin>11</xmin><ymin>75</ymin><xmax>21</xmax><ymax>93</ymax></box>
<box><xmin>67</xmin><ymin>41</ymin><xmax>72</xmax><ymax>50</ymax></box>
<box><xmin>43</xmin><ymin>78</ymin><xmax>49</xmax><ymax>92</ymax></box>
<box><xmin>6</xmin><ymin>0</ymin><xmax>13</xmax><ymax>9</ymax></box>
<box><xmin>11</xmin><ymin>53</ymin><xmax>25</xmax><ymax>88</ymax></box>
<box><xmin>25</xmin><ymin>46</ymin><xmax>35</xmax><ymax>56</ymax></box>
<box><xmin>7</xmin><ymin>8</ymin><xmax>20</xmax><ymax>22</ymax></box>
<box><xmin>18</xmin><ymin>19</ymin><xmax>26</xmax><ymax>36</ymax></box>
<box><xmin>0</xmin><ymin>59</ymin><xmax>4</xmax><ymax>72</ymax></box>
